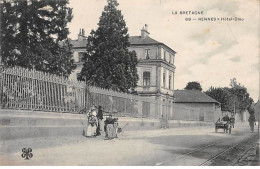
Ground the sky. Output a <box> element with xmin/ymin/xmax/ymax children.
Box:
<box><xmin>67</xmin><ymin>0</ymin><xmax>260</xmax><ymax>101</ymax></box>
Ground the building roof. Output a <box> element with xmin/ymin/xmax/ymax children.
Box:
<box><xmin>67</xmin><ymin>35</ymin><xmax>176</xmax><ymax>53</ymax></box>
<box><xmin>69</xmin><ymin>36</ymin><xmax>162</xmax><ymax>48</ymax></box>
<box><xmin>69</xmin><ymin>39</ymin><xmax>88</xmax><ymax>48</ymax></box>
<box><xmin>129</xmin><ymin>36</ymin><xmax>176</xmax><ymax>54</ymax></box>
<box><xmin>129</xmin><ymin>36</ymin><xmax>161</xmax><ymax>45</ymax></box>
<box><xmin>174</xmin><ymin>90</ymin><xmax>220</xmax><ymax>104</ymax></box>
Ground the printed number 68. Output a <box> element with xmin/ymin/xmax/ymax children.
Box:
<box><xmin>185</xmin><ymin>18</ymin><xmax>191</xmax><ymax>21</ymax></box>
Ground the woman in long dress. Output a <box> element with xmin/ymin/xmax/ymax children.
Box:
<box><xmin>86</xmin><ymin>107</ymin><xmax>98</xmax><ymax>137</ymax></box>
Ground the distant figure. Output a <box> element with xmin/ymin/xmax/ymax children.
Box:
<box><xmin>230</xmin><ymin>115</ymin><xmax>235</xmax><ymax>128</ymax></box>
<box><xmin>160</xmin><ymin>113</ymin><xmax>168</xmax><ymax>129</ymax></box>
<box><xmin>222</xmin><ymin>114</ymin><xmax>230</xmax><ymax>121</ymax></box>
<box><xmin>248</xmin><ymin>115</ymin><xmax>255</xmax><ymax>133</ymax></box>
<box><xmin>96</xmin><ymin>106</ymin><xmax>103</xmax><ymax>136</ymax></box>
<box><xmin>104</xmin><ymin>114</ymin><xmax>118</xmax><ymax>139</ymax></box>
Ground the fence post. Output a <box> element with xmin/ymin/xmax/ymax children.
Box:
<box><xmin>0</xmin><ymin>65</ymin><xmax>3</xmax><ymax>109</ymax></box>
<box><xmin>30</xmin><ymin>79</ymin><xmax>33</xmax><ymax>111</ymax></box>
<box><xmin>125</xmin><ymin>98</ymin><xmax>127</xmax><ymax>114</ymax></box>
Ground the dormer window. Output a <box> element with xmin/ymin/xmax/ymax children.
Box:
<box><xmin>78</xmin><ymin>52</ymin><xmax>85</xmax><ymax>62</ymax></box>
<box><xmin>169</xmin><ymin>54</ymin><xmax>172</xmax><ymax>64</ymax></box>
<box><xmin>164</xmin><ymin>51</ymin><xmax>166</xmax><ymax>61</ymax></box>
<box><xmin>145</xmin><ymin>49</ymin><xmax>150</xmax><ymax>59</ymax></box>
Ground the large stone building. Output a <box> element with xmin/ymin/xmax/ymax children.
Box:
<box><xmin>69</xmin><ymin>25</ymin><xmax>176</xmax><ymax>102</ymax></box>
<box><xmin>128</xmin><ymin>25</ymin><xmax>176</xmax><ymax>102</ymax></box>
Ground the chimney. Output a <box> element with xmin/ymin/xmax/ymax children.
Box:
<box><xmin>78</xmin><ymin>28</ymin><xmax>86</xmax><ymax>41</ymax></box>
<box><xmin>82</xmin><ymin>29</ymin><xmax>85</xmax><ymax>36</ymax></box>
<box><xmin>141</xmin><ymin>24</ymin><xmax>150</xmax><ymax>39</ymax></box>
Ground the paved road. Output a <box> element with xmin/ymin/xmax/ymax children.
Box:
<box><xmin>0</xmin><ymin>123</ymin><xmax>258</xmax><ymax>166</ymax></box>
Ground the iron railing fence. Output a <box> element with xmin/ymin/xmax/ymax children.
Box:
<box><xmin>0</xmin><ymin>66</ymin><xmax>218</xmax><ymax>122</ymax></box>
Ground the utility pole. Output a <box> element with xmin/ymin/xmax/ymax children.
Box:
<box><xmin>233</xmin><ymin>99</ymin><xmax>235</xmax><ymax>115</ymax></box>
<box><xmin>254</xmin><ymin>101</ymin><xmax>260</xmax><ymax>157</ymax></box>
<box><xmin>256</xmin><ymin>104</ymin><xmax>260</xmax><ymax>157</ymax></box>
<box><xmin>257</xmin><ymin>112</ymin><xmax>260</xmax><ymax>139</ymax></box>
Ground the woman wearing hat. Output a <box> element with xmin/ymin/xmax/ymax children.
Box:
<box><xmin>86</xmin><ymin>107</ymin><xmax>98</xmax><ymax>137</ymax></box>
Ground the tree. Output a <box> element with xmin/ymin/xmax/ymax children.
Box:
<box><xmin>228</xmin><ymin>78</ymin><xmax>253</xmax><ymax>113</ymax></box>
<box><xmin>1</xmin><ymin>0</ymin><xmax>76</xmax><ymax>77</ymax></box>
<box><xmin>205</xmin><ymin>78</ymin><xmax>254</xmax><ymax>114</ymax></box>
<box><xmin>79</xmin><ymin>0</ymin><xmax>139</xmax><ymax>93</ymax></box>
<box><xmin>184</xmin><ymin>81</ymin><xmax>202</xmax><ymax>91</ymax></box>
<box><xmin>205</xmin><ymin>87</ymin><xmax>233</xmax><ymax>112</ymax></box>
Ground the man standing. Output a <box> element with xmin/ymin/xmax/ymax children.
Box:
<box><xmin>248</xmin><ymin>114</ymin><xmax>256</xmax><ymax>133</ymax></box>
<box><xmin>248</xmin><ymin>107</ymin><xmax>256</xmax><ymax>133</ymax></box>
<box><xmin>96</xmin><ymin>106</ymin><xmax>103</xmax><ymax>136</ymax></box>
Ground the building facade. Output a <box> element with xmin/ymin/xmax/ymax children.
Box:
<box><xmin>69</xmin><ymin>25</ymin><xmax>176</xmax><ymax>105</ymax></box>
<box><xmin>173</xmin><ymin>90</ymin><xmax>221</xmax><ymax>122</ymax></box>
<box><xmin>128</xmin><ymin>25</ymin><xmax>176</xmax><ymax>102</ymax></box>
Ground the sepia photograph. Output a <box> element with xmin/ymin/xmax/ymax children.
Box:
<box><xmin>0</xmin><ymin>0</ymin><xmax>259</xmax><ymax>166</ymax></box>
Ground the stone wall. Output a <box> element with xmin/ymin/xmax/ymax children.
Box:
<box><xmin>0</xmin><ymin>109</ymin><xmax>214</xmax><ymax>140</ymax></box>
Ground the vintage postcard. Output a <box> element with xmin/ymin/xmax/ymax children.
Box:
<box><xmin>0</xmin><ymin>0</ymin><xmax>259</xmax><ymax>166</ymax></box>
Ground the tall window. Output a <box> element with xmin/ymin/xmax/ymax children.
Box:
<box><xmin>164</xmin><ymin>51</ymin><xmax>167</xmax><ymax>61</ymax></box>
<box><xmin>145</xmin><ymin>49</ymin><xmax>150</xmax><ymax>59</ymax></box>
<box><xmin>76</xmin><ymin>73</ymin><xmax>81</xmax><ymax>80</ymax></box>
<box><xmin>143</xmin><ymin>72</ymin><xmax>150</xmax><ymax>86</ymax></box>
<box><xmin>78</xmin><ymin>52</ymin><xmax>85</xmax><ymax>62</ymax></box>
<box><xmin>169</xmin><ymin>75</ymin><xmax>171</xmax><ymax>89</ymax></box>
<box><xmin>169</xmin><ymin>54</ymin><xmax>172</xmax><ymax>64</ymax></box>
<box><xmin>163</xmin><ymin>72</ymin><xmax>166</xmax><ymax>87</ymax></box>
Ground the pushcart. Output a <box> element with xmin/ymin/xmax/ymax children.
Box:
<box><xmin>215</xmin><ymin>118</ymin><xmax>232</xmax><ymax>134</ymax></box>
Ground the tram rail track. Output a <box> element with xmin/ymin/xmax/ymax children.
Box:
<box><xmin>155</xmin><ymin>134</ymin><xmax>256</xmax><ymax>166</ymax></box>
<box><xmin>198</xmin><ymin>136</ymin><xmax>252</xmax><ymax>166</ymax></box>
<box><xmin>155</xmin><ymin>142</ymin><xmax>218</xmax><ymax>166</ymax></box>
<box><xmin>232</xmin><ymin>145</ymin><xmax>256</xmax><ymax>166</ymax></box>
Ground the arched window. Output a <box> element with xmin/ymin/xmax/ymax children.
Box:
<box><xmin>143</xmin><ymin>72</ymin><xmax>150</xmax><ymax>86</ymax></box>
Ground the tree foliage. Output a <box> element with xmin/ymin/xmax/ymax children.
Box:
<box><xmin>229</xmin><ymin>78</ymin><xmax>253</xmax><ymax>112</ymax></box>
<box><xmin>184</xmin><ymin>81</ymin><xmax>202</xmax><ymax>91</ymax></box>
<box><xmin>1</xmin><ymin>0</ymin><xmax>76</xmax><ymax>77</ymax></box>
<box><xmin>205</xmin><ymin>78</ymin><xmax>253</xmax><ymax>113</ymax></box>
<box><xmin>79</xmin><ymin>0</ymin><xmax>139</xmax><ymax>93</ymax></box>
<box><xmin>205</xmin><ymin>87</ymin><xmax>230</xmax><ymax>111</ymax></box>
